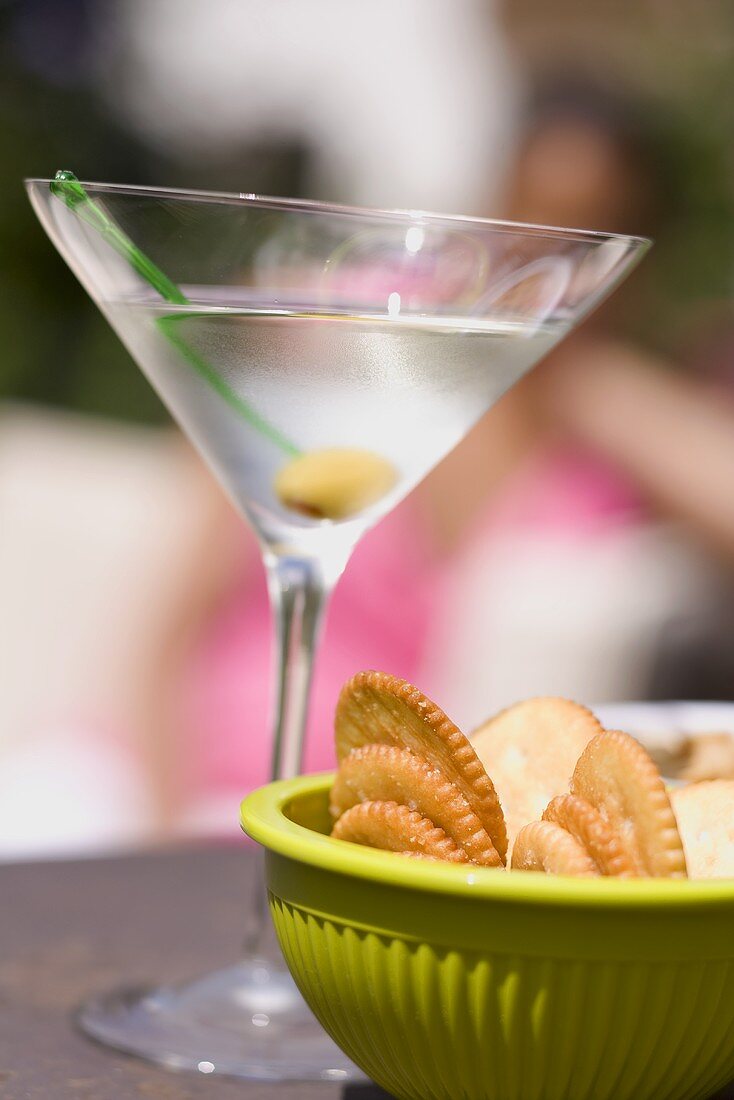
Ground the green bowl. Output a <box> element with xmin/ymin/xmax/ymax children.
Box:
<box><xmin>241</xmin><ymin>774</ymin><xmax>734</xmax><ymax>1100</ymax></box>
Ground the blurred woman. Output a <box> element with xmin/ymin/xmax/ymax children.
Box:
<box><xmin>176</xmin><ymin>79</ymin><xmax>734</xmax><ymax>832</ymax></box>
<box><xmin>420</xmin><ymin>80</ymin><xmax>734</xmax><ymax>721</ymax></box>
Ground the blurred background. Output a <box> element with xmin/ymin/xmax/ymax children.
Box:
<box><xmin>2</xmin><ymin>0</ymin><xmax>734</xmax><ymax>859</ymax></box>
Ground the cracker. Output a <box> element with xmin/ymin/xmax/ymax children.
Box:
<box><xmin>331</xmin><ymin>745</ymin><xmax>502</xmax><ymax>867</ymax></box>
<box><xmin>543</xmin><ymin>794</ymin><xmax>636</xmax><ymax>877</ymax></box>
<box><xmin>335</xmin><ymin>672</ymin><xmax>507</xmax><ymax>861</ymax></box>
<box><xmin>470</xmin><ymin>698</ymin><xmax>601</xmax><ymax>855</ymax></box>
<box><xmin>511</xmin><ymin>820</ymin><xmax>599</xmax><ymax>876</ymax></box>
<box><xmin>679</xmin><ymin>733</ymin><xmax>734</xmax><ymax>784</ymax></box>
<box><xmin>331</xmin><ymin>800</ymin><xmax>469</xmax><ymax>863</ymax></box>
<box><xmin>671</xmin><ymin>781</ymin><xmax>734</xmax><ymax>879</ymax></box>
<box><xmin>572</xmin><ymin>730</ymin><xmax>687</xmax><ymax>878</ymax></box>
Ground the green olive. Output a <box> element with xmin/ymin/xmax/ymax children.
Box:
<box><xmin>275</xmin><ymin>448</ymin><xmax>397</xmax><ymax>520</ymax></box>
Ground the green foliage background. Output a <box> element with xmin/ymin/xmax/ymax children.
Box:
<box><xmin>1</xmin><ymin>1</ymin><xmax>732</xmax><ymax>423</ymax></box>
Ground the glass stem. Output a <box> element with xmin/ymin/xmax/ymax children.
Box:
<box><xmin>265</xmin><ymin>552</ymin><xmax>336</xmax><ymax>783</ymax></box>
<box><xmin>244</xmin><ymin>548</ymin><xmax>345</xmax><ymax>957</ymax></box>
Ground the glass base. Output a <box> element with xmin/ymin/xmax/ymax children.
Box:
<box><xmin>76</xmin><ymin>957</ymin><xmax>366</xmax><ymax>1083</ymax></box>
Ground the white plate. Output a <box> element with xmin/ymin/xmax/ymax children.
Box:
<box><xmin>594</xmin><ymin>701</ymin><xmax>734</xmax><ymax>757</ymax></box>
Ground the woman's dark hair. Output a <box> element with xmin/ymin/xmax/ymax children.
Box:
<box><xmin>521</xmin><ymin>75</ymin><xmax>663</xmax><ymax>234</ymax></box>
<box><xmin>521</xmin><ymin>73</ymin><xmax>734</xmax><ymax>351</ymax></box>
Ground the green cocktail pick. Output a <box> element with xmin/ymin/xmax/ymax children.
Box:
<box><xmin>50</xmin><ymin>170</ymin><xmax>299</xmax><ymax>456</ymax></box>
<box><xmin>51</xmin><ymin>170</ymin><xmax>188</xmax><ymax>305</ymax></box>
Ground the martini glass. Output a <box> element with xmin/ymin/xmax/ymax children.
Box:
<box><xmin>26</xmin><ymin>173</ymin><xmax>648</xmax><ymax>1082</ymax></box>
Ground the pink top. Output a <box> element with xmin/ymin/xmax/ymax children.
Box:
<box><xmin>180</xmin><ymin>444</ymin><xmax>643</xmax><ymax>802</ymax></box>
<box><xmin>179</xmin><ymin>496</ymin><xmax>437</xmax><ymax>798</ymax></box>
<box><xmin>481</xmin><ymin>444</ymin><xmax>644</xmax><ymax>537</ymax></box>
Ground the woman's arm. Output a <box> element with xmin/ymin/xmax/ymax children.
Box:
<box><xmin>542</xmin><ymin>338</ymin><xmax>734</xmax><ymax>565</ymax></box>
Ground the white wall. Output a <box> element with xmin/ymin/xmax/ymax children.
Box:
<box><xmin>97</xmin><ymin>0</ymin><xmax>520</xmax><ymax>214</ymax></box>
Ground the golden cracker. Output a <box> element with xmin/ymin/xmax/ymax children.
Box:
<box><xmin>672</xmin><ymin>781</ymin><xmax>734</xmax><ymax>880</ymax></box>
<box><xmin>542</xmin><ymin>794</ymin><xmax>636</xmax><ymax>877</ymax></box>
<box><xmin>511</xmin><ymin>819</ymin><xmax>599</xmax><ymax>876</ymax></box>
<box><xmin>470</xmin><ymin>697</ymin><xmax>602</xmax><ymax>856</ymax></box>
<box><xmin>679</xmin><ymin>733</ymin><xmax>734</xmax><ymax>784</ymax></box>
<box><xmin>335</xmin><ymin>671</ymin><xmax>507</xmax><ymax>861</ymax></box>
<box><xmin>572</xmin><ymin>730</ymin><xmax>687</xmax><ymax>878</ymax></box>
<box><xmin>331</xmin><ymin>744</ymin><xmax>502</xmax><ymax>867</ymax></box>
<box><xmin>331</xmin><ymin>800</ymin><xmax>469</xmax><ymax>863</ymax></box>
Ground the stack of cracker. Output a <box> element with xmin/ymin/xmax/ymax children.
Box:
<box><xmin>329</xmin><ymin>671</ymin><xmax>734</xmax><ymax>880</ymax></box>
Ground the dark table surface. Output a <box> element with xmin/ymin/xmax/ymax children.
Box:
<box><xmin>0</xmin><ymin>846</ymin><xmax>390</xmax><ymax>1100</ymax></box>
<box><xmin>1</xmin><ymin>846</ymin><xmax>732</xmax><ymax>1100</ymax></box>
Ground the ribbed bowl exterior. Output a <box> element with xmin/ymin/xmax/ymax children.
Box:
<box><xmin>242</xmin><ymin>777</ymin><xmax>734</xmax><ymax>1100</ymax></box>
<box><xmin>271</xmin><ymin>893</ymin><xmax>734</xmax><ymax>1100</ymax></box>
